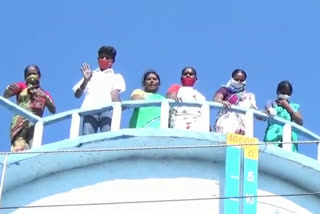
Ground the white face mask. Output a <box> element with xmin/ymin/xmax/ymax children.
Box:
<box><xmin>278</xmin><ymin>93</ymin><xmax>290</xmax><ymax>100</ymax></box>
<box><xmin>230</xmin><ymin>78</ymin><xmax>246</xmax><ymax>89</ymax></box>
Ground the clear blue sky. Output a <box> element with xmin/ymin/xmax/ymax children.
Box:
<box><xmin>1</xmin><ymin>0</ymin><xmax>319</xmax><ymax>158</ymax></box>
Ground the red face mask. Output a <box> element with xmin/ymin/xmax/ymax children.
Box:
<box><xmin>181</xmin><ymin>77</ymin><xmax>196</xmax><ymax>87</ymax></box>
<box><xmin>98</xmin><ymin>58</ymin><xmax>113</xmax><ymax>70</ymax></box>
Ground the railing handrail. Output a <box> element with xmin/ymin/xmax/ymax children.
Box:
<box><xmin>0</xmin><ymin>96</ymin><xmax>319</xmax><ymax>149</ymax></box>
<box><xmin>0</xmin><ymin>96</ymin><xmax>42</xmax><ymax>123</ymax></box>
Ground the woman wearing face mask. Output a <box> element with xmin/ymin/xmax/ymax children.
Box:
<box><xmin>3</xmin><ymin>65</ymin><xmax>56</xmax><ymax>152</ymax></box>
<box><xmin>213</xmin><ymin>69</ymin><xmax>257</xmax><ymax>135</ymax></box>
<box><xmin>129</xmin><ymin>70</ymin><xmax>165</xmax><ymax>128</ymax></box>
<box><xmin>264</xmin><ymin>80</ymin><xmax>303</xmax><ymax>152</ymax></box>
<box><xmin>166</xmin><ymin>66</ymin><xmax>206</xmax><ymax>131</ymax></box>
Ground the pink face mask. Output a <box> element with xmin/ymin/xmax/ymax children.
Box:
<box><xmin>98</xmin><ymin>58</ymin><xmax>113</xmax><ymax>70</ymax></box>
<box><xmin>181</xmin><ymin>77</ymin><xmax>196</xmax><ymax>87</ymax></box>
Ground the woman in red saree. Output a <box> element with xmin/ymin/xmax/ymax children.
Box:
<box><xmin>3</xmin><ymin>65</ymin><xmax>56</xmax><ymax>152</ymax></box>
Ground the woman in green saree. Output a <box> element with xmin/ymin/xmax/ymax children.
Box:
<box><xmin>264</xmin><ymin>80</ymin><xmax>303</xmax><ymax>152</ymax></box>
<box><xmin>129</xmin><ymin>70</ymin><xmax>165</xmax><ymax>128</ymax></box>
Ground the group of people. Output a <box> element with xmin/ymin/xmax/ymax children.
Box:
<box><xmin>3</xmin><ymin>45</ymin><xmax>303</xmax><ymax>153</ymax></box>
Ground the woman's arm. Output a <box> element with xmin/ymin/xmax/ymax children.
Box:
<box><xmin>44</xmin><ymin>93</ymin><xmax>56</xmax><ymax>114</ymax></box>
<box><xmin>214</xmin><ymin>90</ymin><xmax>230</xmax><ymax>108</ymax></box>
<box><xmin>131</xmin><ymin>94</ymin><xmax>144</xmax><ymax>100</ymax></box>
<box><xmin>277</xmin><ymin>99</ymin><xmax>303</xmax><ymax>126</ymax></box>
<box><xmin>213</xmin><ymin>93</ymin><xmax>224</xmax><ymax>102</ymax></box>
<box><xmin>3</xmin><ymin>83</ymin><xmax>21</xmax><ymax>98</ymax></box>
<box><xmin>166</xmin><ymin>91</ymin><xmax>177</xmax><ymax>99</ymax></box>
<box><xmin>130</xmin><ymin>89</ymin><xmax>144</xmax><ymax>100</ymax></box>
<box><xmin>166</xmin><ymin>84</ymin><xmax>180</xmax><ymax>99</ymax></box>
<box><xmin>290</xmin><ymin>111</ymin><xmax>303</xmax><ymax>126</ymax></box>
<box><xmin>46</xmin><ymin>97</ymin><xmax>56</xmax><ymax>114</ymax></box>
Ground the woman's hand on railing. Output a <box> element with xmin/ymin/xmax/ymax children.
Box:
<box><xmin>219</xmin><ymin>100</ymin><xmax>231</xmax><ymax>108</ymax></box>
<box><xmin>265</xmin><ymin>107</ymin><xmax>277</xmax><ymax>116</ymax></box>
<box><xmin>122</xmin><ymin>106</ymin><xmax>128</xmax><ymax>111</ymax></box>
<box><xmin>166</xmin><ymin>91</ymin><xmax>182</xmax><ymax>102</ymax></box>
<box><xmin>173</xmin><ymin>96</ymin><xmax>183</xmax><ymax>102</ymax></box>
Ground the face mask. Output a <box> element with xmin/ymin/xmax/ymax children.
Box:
<box><xmin>26</xmin><ymin>74</ymin><xmax>39</xmax><ymax>85</ymax></box>
<box><xmin>98</xmin><ymin>58</ymin><xmax>113</xmax><ymax>70</ymax></box>
<box><xmin>181</xmin><ymin>77</ymin><xmax>196</xmax><ymax>87</ymax></box>
<box><xmin>230</xmin><ymin>78</ymin><xmax>246</xmax><ymax>89</ymax></box>
<box><xmin>278</xmin><ymin>93</ymin><xmax>290</xmax><ymax>100</ymax></box>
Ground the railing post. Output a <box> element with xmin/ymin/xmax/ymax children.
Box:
<box><xmin>245</xmin><ymin>109</ymin><xmax>254</xmax><ymax>137</ymax></box>
<box><xmin>0</xmin><ymin>154</ymin><xmax>8</xmax><ymax>205</ymax></box>
<box><xmin>160</xmin><ymin>100</ymin><xmax>170</xmax><ymax>129</ymax></box>
<box><xmin>70</xmin><ymin>113</ymin><xmax>81</xmax><ymax>138</ymax></box>
<box><xmin>200</xmin><ymin>103</ymin><xmax>210</xmax><ymax>132</ymax></box>
<box><xmin>318</xmin><ymin>143</ymin><xmax>320</xmax><ymax>161</ymax></box>
<box><xmin>32</xmin><ymin>120</ymin><xmax>44</xmax><ymax>148</ymax></box>
<box><xmin>111</xmin><ymin>102</ymin><xmax>122</xmax><ymax>131</ymax></box>
<box><xmin>282</xmin><ymin>123</ymin><xmax>292</xmax><ymax>151</ymax></box>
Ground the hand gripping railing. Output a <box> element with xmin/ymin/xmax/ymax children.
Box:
<box><xmin>1</xmin><ymin>96</ymin><xmax>320</xmax><ymax>159</ymax></box>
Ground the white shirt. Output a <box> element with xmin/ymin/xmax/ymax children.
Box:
<box><xmin>72</xmin><ymin>68</ymin><xmax>126</xmax><ymax>109</ymax></box>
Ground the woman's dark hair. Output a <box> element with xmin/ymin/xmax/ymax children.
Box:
<box><xmin>24</xmin><ymin>65</ymin><xmax>41</xmax><ymax>78</ymax></box>
<box><xmin>181</xmin><ymin>66</ymin><xmax>197</xmax><ymax>79</ymax></box>
<box><xmin>277</xmin><ymin>80</ymin><xmax>293</xmax><ymax>95</ymax></box>
<box><xmin>231</xmin><ymin>69</ymin><xmax>247</xmax><ymax>79</ymax></box>
<box><xmin>142</xmin><ymin>69</ymin><xmax>161</xmax><ymax>86</ymax></box>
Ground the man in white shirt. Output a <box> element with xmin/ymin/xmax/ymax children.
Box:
<box><xmin>73</xmin><ymin>46</ymin><xmax>126</xmax><ymax>135</ymax></box>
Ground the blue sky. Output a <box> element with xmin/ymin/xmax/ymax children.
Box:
<box><xmin>0</xmin><ymin>0</ymin><xmax>319</xmax><ymax>158</ymax></box>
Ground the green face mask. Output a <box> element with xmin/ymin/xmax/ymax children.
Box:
<box><xmin>26</xmin><ymin>74</ymin><xmax>39</xmax><ymax>85</ymax></box>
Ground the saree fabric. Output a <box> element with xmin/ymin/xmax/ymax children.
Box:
<box><xmin>8</xmin><ymin>82</ymin><xmax>54</xmax><ymax>149</ymax></box>
<box><xmin>129</xmin><ymin>89</ymin><xmax>165</xmax><ymax>128</ymax></box>
<box><xmin>167</xmin><ymin>84</ymin><xmax>206</xmax><ymax>131</ymax></box>
<box><xmin>214</xmin><ymin>87</ymin><xmax>257</xmax><ymax>135</ymax></box>
<box><xmin>264</xmin><ymin>101</ymin><xmax>300</xmax><ymax>152</ymax></box>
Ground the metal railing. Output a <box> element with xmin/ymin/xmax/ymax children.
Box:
<box><xmin>0</xmin><ymin>96</ymin><xmax>319</xmax><ymax>159</ymax></box>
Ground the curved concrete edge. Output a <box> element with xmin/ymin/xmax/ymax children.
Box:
<box><xmin>259</xmin><ymin>144</ymin><xmax>320</xmax><ymax>193</ymax></box>
<box><xmin>1</xmin><ymin>129</ymin><xmax>320</xmax><ymax>194</ymax></box>
<box><xmin>1</xmin><ymin>129</ymin><xmax>226</xmax><ymax>192</ymax></box>
<box><xmin>2</xmin><ymin>129</ymin><xmax>226</xmax><ymax>165</ymax></box>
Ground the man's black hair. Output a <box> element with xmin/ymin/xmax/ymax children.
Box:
<box><xmin>98</xmin><ymin>46</ymin><xmax>117</xmax><ymax>62</ymax></box>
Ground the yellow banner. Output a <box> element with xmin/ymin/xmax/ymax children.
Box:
<box><xmin>226</xmin><ymin>133</ymin><xmax>259</xmax><ymax>160</ymax></box>
<box><xmin>244</xmin><ymin>147</ymin><xmax>259</xmax><ymax>160</ymax></box>
<box><xmin>226</xmin><ymin>133</ymin><xmax>258</xmax><ymax>145</ymax></box>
